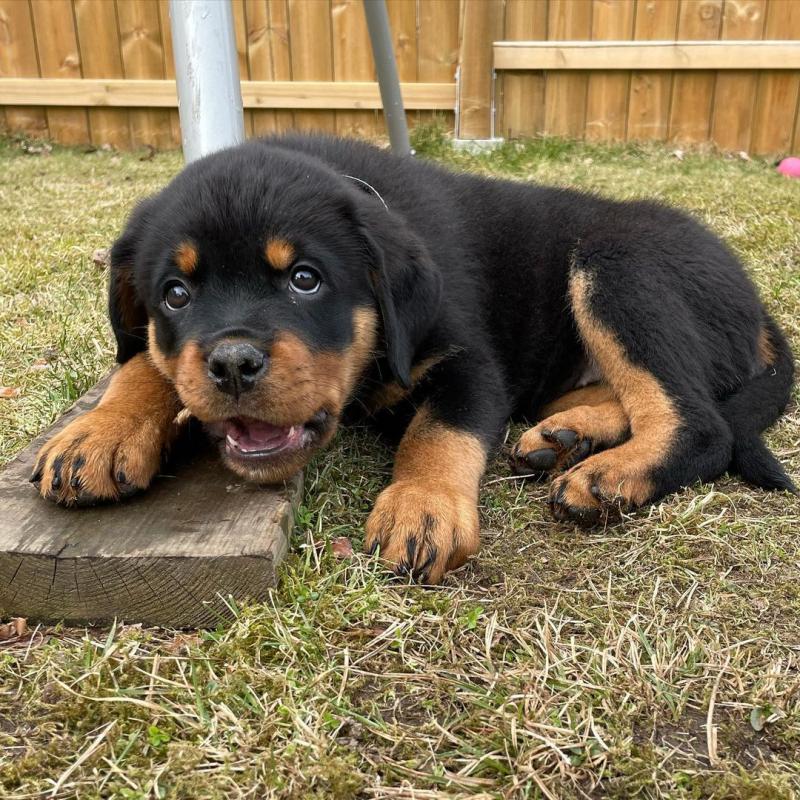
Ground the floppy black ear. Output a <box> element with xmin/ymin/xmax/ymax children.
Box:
<box><xmin>359</xmin><ymin>211</ymin><xmax>442</xmax><ymax>388</ymax></box>
<box><xmin>108</xmin><ymin>197</ymin><xmax>156</xmax><ymax>363</ymax></box>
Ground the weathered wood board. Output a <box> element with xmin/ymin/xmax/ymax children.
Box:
<box><xmin>0</xmin><ymin>378</ymin><xmax>299</xmax><ymax>628</ymax></box>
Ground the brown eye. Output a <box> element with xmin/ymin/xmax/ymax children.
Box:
<box><xmin>164</xmin><ymin>281</ymin><xmax>191</xmax><ymax>310</ymax></box>
<box><xmin>289</xmin><ymin>265</ymin><xmax>321</xmax><ymax>295</ymax></box>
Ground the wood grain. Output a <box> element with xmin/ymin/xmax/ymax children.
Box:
<box><xmin>29</xmin><ymin>0</ymin><xmax>90</xmax><ymax>145</ymax></box>
<box><xmin>585</xmin><ymin>0</ymin><xmax>635</xmax><ymax>141</ymax></box>
<box><xmin>668</xmin><ymin>0</ymin><xmax>723</xmax><ymax>144</ymax></box>
<box><xmin>74</xmin><ymin>0</ymin><xmax>131</xmax><ymax>150</ymax></box>
<box><xmin>711</xmin><ymin>0</ymin><xmax>767</xmax><ymax>152</ymax></box>
<box><xmin>0</xmin><ymin>0</ymin><xmax>48</xmax><ymax>138</ymax></box>
<box><xmin>0</xmin><ymin>377</ymin><xmax>298</xmax><ymax>628</ymax></box>
<box><xmin>499</xmin><ymin>0</ymin><xmax>548</xmax><ymax>139</ymax></box>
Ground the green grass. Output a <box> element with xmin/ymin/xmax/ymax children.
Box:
<box><xmin>1</xmin><ymin>128</ymin><xmax>799</xmax><ymax>799</ymax></box>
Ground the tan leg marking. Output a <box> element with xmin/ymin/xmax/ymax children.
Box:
<box><xmin>549</xmin><ymin>272</ymin><xmax>680</xmax><ymax>522</ymax></box>
<box><xmin>33</xmin><ymin>354</ymin><xmax>182</xmax><ymax>505</ymax></box>
<box><xmin>758</xmin><ymin>325</ymin><xmax>776</xmax><ymax>368</ymax></box>
<box><xmin>364</xmin><ymin>406</ymin><xmax>486</xmax><ymax>584</ymax></box>
<box><xmin>365</xmin><ymin>354</ymin><xmax>444</xmax><ymax>413</ymax></box>
<box><xmin>514</xmin><ymin>393</ymin><xmax>630</xmax><ymax>476</ymax></box>
<box><xmin>539</xmin><ymin>383</ymin><xmax>616</xmax><ymax>417</ymax></box>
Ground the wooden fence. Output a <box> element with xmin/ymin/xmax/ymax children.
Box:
<box><xmin>1</xmin><ymin>0</ymin><xmax>799</xmax><ymax>154</ymax></box>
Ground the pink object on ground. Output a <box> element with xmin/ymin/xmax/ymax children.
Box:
<box><xmin>777</xmin><ymin>157</ymin><xmax>800</xmax><ymax>178</ymax></box>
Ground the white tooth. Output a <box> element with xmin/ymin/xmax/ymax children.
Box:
<box><xmin>226</xmin><ymin>434</ymin><xmax>238</xmax><ymax>449</ymax></box>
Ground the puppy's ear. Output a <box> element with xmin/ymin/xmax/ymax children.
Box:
<box><xmin>108</xmin><ymin>197</ymin><xmax>156</xmax><ymax>363</ymax></box>
<box><xmin>359</xmin><ymin>210</ymin><xmax>442</xmax><ymax>388</ymax></box>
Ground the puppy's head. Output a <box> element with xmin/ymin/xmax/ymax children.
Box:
<box><xmin>108</xmin><ymin>141</ymin><xmax>441</xmax><ymax>482</ymax></box>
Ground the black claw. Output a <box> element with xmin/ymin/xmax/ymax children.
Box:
<box><xmin>70</xmin><ymin>474</ymin><xmax>82</xmax><ymax>489</ymax></box>
<box><xmin>405</xmin><ymin>536</ymin><xmax>418</xmax><ymax>566</ymax></box>
<box><xmin>550</xmin><ymin>429</ymin><xmax>579</xmax><ymax>450</ymax></box>
<box><xmin>590</xmin><ymin>484</ymin><xmax>602</xmax><ymax>498</ymax></box>
<box><xmin>524</xmin><ymin>448</ymin><xmax>557</xmax><ymax>471</ymax></box>
<box><xmin>368</xmin><ymin>540</ymin><xmax>380</xmax><ymax>556</ymax></box>
<box><xmin>116</xmin><ymin>470</ymin><xmax>128</xmax><ymax>485</ymax></box>
<box><xmin>30</xmin><ymin>467</ymin><xmax>43</xmax><ymax>484</ymax></box>
<box><xmin>51</xmin><ymin>457</ymin><xmax>64</xmax><ymax>491</ymax></box>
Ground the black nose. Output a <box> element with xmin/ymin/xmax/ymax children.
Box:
<box><xmin>207</xmin><ymin>342</ymin><xmax>268</xmax><ymax>398</ymax></box>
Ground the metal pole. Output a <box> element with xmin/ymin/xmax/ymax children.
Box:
<box><xmin>169</xmin><ymin>0</ymin><xmax>245</xmax><ymax>163</ymax></box>
<box><xmin>362</xmin><ymin>0</ymin><xmax>411</xmax><ymax>156</ymax></box>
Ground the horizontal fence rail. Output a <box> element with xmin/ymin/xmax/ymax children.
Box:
<box><xmin>0</xmin><ymin>78</ymin><xmax>456</xmax><ymax>111</ymax></box>
<box><xmin>494</xmin><ymin>40</ymin><xmax>800</xmax><ymax>71</ymax></box>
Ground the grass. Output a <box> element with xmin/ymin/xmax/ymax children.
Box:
<box><xmin>1</xmin><ymin>127</ymin><xmax>799</xmax><ymax>799</ymax></box>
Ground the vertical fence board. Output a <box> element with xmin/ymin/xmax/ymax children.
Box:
<box><xmin>711</xmin><ymin>0</ymin><xmax>766</xmax><ymax>152</ymax></box>
<box><xmin>586</xmin><ymin>0</ymin><xmax>635</xmax><ymax>141</ymax></box>
<box><xmin>117</xmin><ymin>0</ymin><xmax>173</xmax><ymax>149</ymax></box>
<box><xmin>544</xmin><ymin>0</ymin><xmax>592</xmax><ymax>137</ymax></box>
<box><xmin>231</xmin><ymin>0</ymin><xmax>254</xmax><ymax>137</ymax></box>
<box><xmin>627</xmin><ymin>0</ymin><xmax>679</xmax><ymax>141</ymax></box>
<box><xmin>246</xmin><ymin>0</ymin><xmax>279</xmax><ymax>136</ymax></box>
<box><xmin>0</xmin><ymin>0</ymin><xmax>48</xmax><ymax>137</ymax></box>
<box><xmin>751</xmin><ymin>0</ymin><xmax>800</xmax><ymax>154</ymax></box>
<box><xmin>387</xmin><ymin>0</ymin><xmax>417</xmax><ymax>130</ymax></box>
<box><xmin>288</xmin><ymin>0</ymin><xmax>335</xmax><ymax>132</ymax></box>
<box><xmin>156</xmin><ymin>0</ymin><xmax>182</xmax><ymax>147</ymax></box>
<box><xmin>268</xmin><ymin>0</ymin><xmax>295</xmax><ymax>132</ymax></box>
<box><xmin>499</xmin><ymin>0</ymin><xmax>548</xmax><ymax>139</ymax></box>
<box><xmin>418</xmin><ymin>0</ymin><xmax>459</xmax><ymax>131</ymax></box>
<box><xmin>458</xmin><ymin>0</ymin><xmax>502</xmax><ymax>138</ymax></box>
<box><xmin>669</xmin><ymin>0</ymin><xmax>723</xmax><ymax>143</ymax></box>
<box><xmin>332</xmin><ymin>0</ymin><xmax>378</xmax><ymax>137</ymax></box>
<box><xmin>74</xmin><ymin>0</ymin><xmax>131</xmax><ymax>150</ymax></box>
<box><xmin>29</xmin><ymin>0</ymin><xmax>89</xmax><ymax>144</ymax></box>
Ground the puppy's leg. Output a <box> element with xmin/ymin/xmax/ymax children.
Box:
<box><xmin>549</xmin><ymin>260</ymin><xmax>732</xmax><ymax>525</ymax></box>
<box><xmin>364</xmin><ymin>356</ymin><xmax>508</xmax><ymax>584</ymax></box>
<box><xmin>511</xmin><ymin>384</ymin><xmax>630</xmax><ymax>475</ymax></box>
<box><xmin>32</xmin><ymin>354</ymin><xmax>181</xmax><ymax>506</ymax></box>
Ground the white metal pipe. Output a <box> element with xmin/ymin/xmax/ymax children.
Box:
<box><xmin>169</xmin><ymin>0</ymin><xmax>245</xmax><ymax>163</ymax></box>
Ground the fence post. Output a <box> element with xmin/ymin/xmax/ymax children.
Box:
<box><xmin>168</xmin><ymin>0</ymin><xmax>245</xmax><ymax>162</ymax></box>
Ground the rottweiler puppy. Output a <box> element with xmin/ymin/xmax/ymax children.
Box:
<box><xmin>31</xmin><ymin>135</ymin><xmax>796</xmax><ymax>583</ymax></box>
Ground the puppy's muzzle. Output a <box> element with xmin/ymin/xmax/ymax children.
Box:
<box><xmin>207</xmin><ymin>342</ymin><xmax>268</xmax><ymax>399</ymax></box>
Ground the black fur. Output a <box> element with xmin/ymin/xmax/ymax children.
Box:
<box><xmin>109</xmin><ymin>134</ymin><xmax>796</xmax><ymax>515</ymax></box>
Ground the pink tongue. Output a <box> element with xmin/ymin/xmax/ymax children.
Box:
<box><xmin>226</xmin><ymin>418</ymin><xmax>298</xmax><ymax>453</ymax></box>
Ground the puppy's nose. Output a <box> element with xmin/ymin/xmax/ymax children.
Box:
<box><xmin>207</xmin><ymin>342</ymin><xmax>268</xmax><ymax>398</ymax></box>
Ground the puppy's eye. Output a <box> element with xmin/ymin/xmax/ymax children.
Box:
<box><xmin>164</xmin><ymin>281</ymin><xmax>191</xmax><ymax>310</ymax></box>
<box><xmin>289</xmin><ymin>264</ymin><xmax>322</xmax><ymax>295</ymax></box>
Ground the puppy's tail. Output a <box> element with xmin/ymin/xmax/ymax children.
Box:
<box><xmin>720</xmin><ymin>316</ymin><xmax>797</xmax><ymax>493</ymax></box>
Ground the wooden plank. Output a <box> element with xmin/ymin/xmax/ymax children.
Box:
<box><xmin>458</xmin><ymin>0</ymin><xmax>503</xmax><ymax>139</ymax></box>
<box><xmin>0</xmin><ymin>77</ymin><xmax>456</xmax><ymax>109</ymax></box>
<box><xmin>0</xmin><ymin>0</ymin><xmax>48</xmax><ymax>138</ymax></box>
<box><xmin>751</xmin><ymin>0</ymin><xmax>800</xmax><ymax>154</ymax></box>
<box><xmin>387</xmin><ymin>0</ymin><xmax>418</xmax><ymax>131</ymax></box>
<box><xmin>494</xmin><ymin>38</ymin><xmax>800</xmax><ymax>70</ymax></box>
<box><xmin>246</xmin><ymin>0</ymin><xmax>279</xmax><ymax>135</ymax></box>
<box><xmin>157</xmin><ymin>0</ymin><xmax>183</xmax><ymax>148</ymax></box>
<box><xmin>585</xmin><ymin>0</ymin><xmax>635</xmax><ymax>141</ymax></box>
<box><xmin>74</xmin><ymin>0</ymin><xmax>131</xmax><ymax>150</ymax></box>
<box><xmin>627</xmin><ymin>0</ymin><xmax>679</xmax><ymax>141</ymax></box>
<box><xmin>417</xmin><ymin>0</ymin><xmax>459</xmax><ymax>131</ymax></box>
<box><xmin>0</xmin><ymin>377</ymin><xmax>297</xmax><ymax>628</ymax></box>
<box><xmin>711</xmin><ymin>0</ymin><xmax>767</xmax><ymax>152</ymax></box>
<box><xmin>268</xmin><ymin>0</ymin><xmax>295</xmax><ymax>132</ymax></box>
<box><xmin>668</xmin><ymin>0</ymin><xmax>723</xmax><ymax>144</ymax></box>
<box><xmin>231</xmin><ymin>0</ymin><xmax>254</xmax><ymax>137</ymax></box>
<box><xmin>332</xmin><ymin>0</ymin><xmax>378</xmax><ymax>137</ymax></box>
<box><xmin>544</xmin><ymin>0</ymin><xmax>592</xmax><ymax>138</ymax></box>
<box><xmin>288</xmin><ymin>0</ymin><xmax>335</xmax><ymax>132</ymax></box>
<box><xmin>498</xmin><ymin>0</ymin><xmax>548</xmax><ymax>139</ymax></box>
<box><xmin>29</xmin><ymin>0</ymin><xmax>90</xmax><ymax>145</ymax></box>
<box><xmin>117</xmin><ymin>0</ymin><xmax>173</xmax><ymax>150</ymax></box>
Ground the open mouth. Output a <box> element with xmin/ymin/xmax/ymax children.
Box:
<box><xmin>206</xmin><ymin>410</ymin><xmax>331</xmax><ymax>462</ymax></box>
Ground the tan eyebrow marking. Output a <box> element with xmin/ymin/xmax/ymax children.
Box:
<box><xmin>175</xmin><ymin>241</ymin><xmax>198</xmax><ymax>275</ymax></box>
<box><xmin>265</xmin><ymin>238</ymin><xmax>295</xmax><ymax>271</ymax></box>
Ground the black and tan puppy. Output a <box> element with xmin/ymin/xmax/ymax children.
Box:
<box><xmin>31</xmin><ymin>135</ymin><xmax>796</xmax><ymax>583</ymax></box>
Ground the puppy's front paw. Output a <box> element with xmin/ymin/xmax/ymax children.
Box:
<box><xmin>364</xmin><ymin>479</ymin><xmax>479</xmax><ymax>584</ymax></box>
<box><xmin>31</xmin><ymin>409</ymin><xmax>167</xmax><ymax>506</ymax></box>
